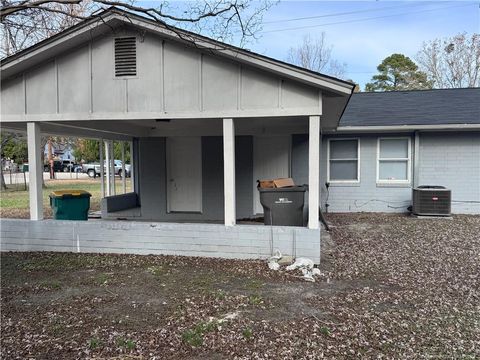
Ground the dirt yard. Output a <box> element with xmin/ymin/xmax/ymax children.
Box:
<box><xmin>1</xmin><ymin>213</ymin><xmax>479</xmax><ymax>359</ymax></box>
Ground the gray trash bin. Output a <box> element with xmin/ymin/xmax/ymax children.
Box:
<box><xmin>258</xmin><ymin>185</ymin><xmax>307</xmax><ymax>226</ymax></box>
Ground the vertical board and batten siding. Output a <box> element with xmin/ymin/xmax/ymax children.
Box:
<box><xmin>418</xmin><ymin>132</ymin><xmax>480</xmax><ymax>214</ymax></box>
<box><xmin>0</xmin><ymin>28</ymin><xmax>321</xmax><ymax>119</ymax></box>
<box><xmin>0</xmin><ymin>219</ymin><xmax>321</xmax><ymax>263</ymax></box>
<box><xmin>58</xmin><ymin>45</ymin><xmax>91</xmax><ymax>113</ymax></box>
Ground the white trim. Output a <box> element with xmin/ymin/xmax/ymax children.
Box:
<box><xmin>0</xmin><ymin>107</ymin><xmax>324</xmax><ymax>123</ymax></box>
<box><xmin>376</xmin><ymin>137</ymin><xmax>412</xmax><ymax>184</ymax></box>
<box><xmin>99</xmin><ymin>139</ymin><xmax>105</xmax><ymax>198</ymax></box>
<box><xmin>26</xmin><ymin>122</ymin><xmax>43</xmax><ymax>220</ymax></box>
<box><xmin>110</xmin><ymin>140</ymin><xmax>116</xmax><ymax>195</ymax></box>
<box><xmin>105</xmin><ymin>141</ymin><xmax>111</xmax><ymax>196</ymax></box>
<box><xmin>327</xmin><ymin>138</ymin><xmax>361</xmax><ymax>184</ymax></box>
<box><xmin>308</xmin><ymin>115</ymin><xmax>320</xmax><ymax>230</ymax></box>
<box><xmin>223</xmin><ymin>118</ymin><xmax>236</xmax><ymax>226</ymax></box>
<box><xmin>129</xmin><ymin>140</ymin><xmax>135</xmax><ymax>192</ymax></box>
<box><xmin>121</xmin><ymin>141</ymin><xmax>126</xmax><ymax>194</ymax></box>
<box><xmin>334</xmin><ymin>124</ymin><xmax>480</xmax><ymax>132</ymax></box>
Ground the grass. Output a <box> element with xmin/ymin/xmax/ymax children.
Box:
<box><xmin>88</xmin><ymin>338</ymin><xmax>102</xmax><ymax>350</ymax></box>
<box><xmin>39</xmin><ymin>280</ymin><xmax>62</xmax><ymax>290</ymax></box>
<box><xmin>147</xmin><ymin>265</ymin><xmax>168</xmax><ymax>277</ymax></box>
<box><xmin>248</xmin><ymin>294</ymin><xmax>264</xmax><ymax>306</ymax></box>
<box><xmin>0</xmin><ymin>178</ymin><xmax>132</xmax><ymax>218</ymax></box>
<box><xmin>116</xmin><ymin>337</ymin><xmax>135</xmax><ymax>350</ymax></box>
<box><xmin>182</xmin><ymin>320</ymin><xmax>220</xmax><ymax>347</ymax></box>
<box><xmin>242</xmin><ymin>328</ymin><xmax>253</xmax><ymax>340</ymax></box>
<box><xmin>95</xmin><ymin>273</ymin><xmax>110</xmax><ymax>286</ymax></box>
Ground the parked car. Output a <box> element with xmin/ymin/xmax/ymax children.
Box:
<box><xmin>44</xmin><ymin>160</ymin><xmax>63</xmax><ymax>172</ymax></box>
<box><xmin>82</xmin><ymin>160</ymin><xmax>131</xmax><ymax>178</ymax></box>
<box><xmin>61</xmin><ymin>160</ymin><xmax>81</xmax><ymax>172</ymax></box>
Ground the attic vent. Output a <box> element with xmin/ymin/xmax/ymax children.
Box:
<box><xmin>114</xmin><ymin>37</ymin><xmax>137</xmax><ymax>77</ymax></box>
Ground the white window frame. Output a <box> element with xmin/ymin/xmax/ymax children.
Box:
<box><xmin>376</xmin><ymin>137</ymin><xmax>412</xmax><ymax>184</ymax></box>
<box><xmin>327</xmin><ymin>138</ymin><xmax>361</xmax><ymax>183</ymax></box>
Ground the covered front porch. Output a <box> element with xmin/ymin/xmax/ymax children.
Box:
<box><xmin>8</xmin><ymin>114</ymin><xmax>322</xmax><ymax>229</ymax></box>
<box><xmin>1</xmin><ymin>115</ymin><xmax>323</xmax><ymax>262</ymax></box>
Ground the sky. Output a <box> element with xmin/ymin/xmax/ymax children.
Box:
<box><xmin>250</xmin><ymin>0</ymin><xmax>480</xmax><ymax>89</ymax></box>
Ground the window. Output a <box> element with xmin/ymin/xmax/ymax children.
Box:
<box><xmin>328</xmin><ymin>139</ymin><xmax>360</xmax><ymax>182</ymax></box>
<box><xmin>377</xmin><ymin>138</ymin><xmax>411</xmax><ymax>183</ymax></box>
<box><xmin>114</xmin><ymin>37</ymin><xmax>137</xmax><ymax>77</ymax></box>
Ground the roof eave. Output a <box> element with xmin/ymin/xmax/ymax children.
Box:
<box><xmin>331</xmin><ymin>124</ymin><xmax>480</xmax><ymax>133</ymax></box>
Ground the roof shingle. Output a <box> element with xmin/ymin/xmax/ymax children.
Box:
<box><xmin>340</xmin><ymin>88</ymin><xmax>480</xmax><ymax>127</ymax></box>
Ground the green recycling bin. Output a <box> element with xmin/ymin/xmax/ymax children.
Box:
<box><xmin>49</xmin><ymin>190</ymin><xmax>92</xmax><ymax>220</ymax></box>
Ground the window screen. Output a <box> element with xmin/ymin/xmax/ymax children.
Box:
<box><xmin>114</xmin><ymin>37</ymin><xmax>137</xmax><ymax>77</ymax></box>
<box><xmin>378</xmin><ymin>138</ymin><xmax>410</xmax><ymax>181</ymax></box>
<box><xmin>328</xmin><ymin>139</ymin><xmax>359</xmax><ymax>181</ymax></box>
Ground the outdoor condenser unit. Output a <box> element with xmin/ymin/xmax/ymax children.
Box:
<box><xmin>412</xmin><ymin>185</ymin><xmax>451</xmax><ymax>216</ymax></box>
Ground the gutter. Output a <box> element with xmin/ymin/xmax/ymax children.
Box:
<box><xmin>330</xmin><ymin>124</ymin><xmax>480</xmax><ymax>133</ymax></box>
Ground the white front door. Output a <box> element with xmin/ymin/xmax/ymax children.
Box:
<box><xmin>253</xmin><ymin>136</ymin><xmax>291</xmax><ymax>214</ymax></box>
<box><xmin>166</xmin><ymin>137</ymin><xmax>202</xmax><ymax>213</ymax></box>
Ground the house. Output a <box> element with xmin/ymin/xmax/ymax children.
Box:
<box><xmin>322</xmin><ymin>89</ymin><xmax>480</xmax><ymax>214</ymax></box>
<box><xmin>1</xmin><ymin>8</ymin><xmax>478</xmax><ymax>263</ymax></box>
<box><xmin>0</xmin><ymin>8</ymin><xmax>354</xmax><ymax>263</ymax></box>
<box><xmin>44</xmin><ymin>142</ymin><xmax>76</xmax><ymax>162</ymax></box>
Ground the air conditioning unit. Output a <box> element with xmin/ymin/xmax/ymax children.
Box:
<box><xmin>412</xmin><ymin>186</ymin><xmax>451</xmax><ymax>216</ymax></box>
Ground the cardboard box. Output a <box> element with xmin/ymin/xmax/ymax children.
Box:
<box><xmin>273</xmin><ymin>178</ymin><xmax>295</xmax><ymax>188</ymax></box>
<box><xmin>258</xmin><ymin>179</ymin><xmax>275</xmax><ymax>188</ymax></box>
<box><xmin>257</xmin><ymin>178</ymin><xmax>295</xmax><ymax>188</ymax></box>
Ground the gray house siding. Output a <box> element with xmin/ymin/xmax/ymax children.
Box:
<box><xmin>321</xmin><ymin>134</ymin><xmax>413</xmax><ymax>213</ymax></box>
<box><xmin>118</xmin><ymin>134</ymin><xmax>310</xmax><ymax>222</ymax></box>
<box><xmin>134</xmin><ymin>136</ymin><xmax>253</xmax><ymax>222</ymax></box>
<box><xmin>1</xmin><ymin>27</ymin><xmax>322</xmax><ymax>122</ymax></box>
<box><xmin>418</xmin><ymin>132</ymin><xmax>480</xmax><ymax>214</ymax></box>
<box><xmin>291</xmin><ymin>132</ymin><xmax>479</xmax><ymax>214</ymax></box>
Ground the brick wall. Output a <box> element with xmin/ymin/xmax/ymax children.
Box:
<box><xmin>419</xmin><ymin>132</ymin><xmax>480</xmax><ymax>214</ymax></box>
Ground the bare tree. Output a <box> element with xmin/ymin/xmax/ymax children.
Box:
<box><xmin>1</xmin><ymin>0</ymin><xmax>276</xmax><ymax>57</ymax></box>
<box><xmin>286</xmin><ymin>33</ymin><xmax>347</xmax><ymax>79</ymax></box>
<box><xmin>416</xmin><ymin>33</ymin><xmax>480</xmax><ymax>89</ymax></box>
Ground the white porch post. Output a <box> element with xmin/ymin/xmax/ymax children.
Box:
<box><xmin>308</xmin><ymin>115</ymin><xmax>320</xmax><ymax>229</ymax></box>
<box><xmin>27</xmin><ymin>122</ymin><xmax>43</xmax><ymax>220</ymax></box>
<box><xmin>121</xmin><ymin>141</ymin><xmax>126</xmax><ymax>194</ymax></box>
<box><xmin>223</xmin><ymin>118</ymin><xmax>236</xmax><ymax>226</ymax></box>
<box><xmin>105</xmin><ymin>140</ymin><xmax>110</xmax><ymax>196</ymax></box>
<box><xmin>129</xmin><ymin>140</ymin><xmax>135</xmax><ymax>192</ymax></box>
<box><xmin>99</xmin><ymin>139</ymin><xmax>105</xmax><ymax>197</ymax></box>
<box><xmin>110</xmin><ymin>140</ymin><xmax>116</xmax><ymax>195</ymax></box>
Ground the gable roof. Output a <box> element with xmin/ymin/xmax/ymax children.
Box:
<box><xmin>339</xmin><ymin>88</ymin><xmax>480</xmax><ymax>128</ymax></box>
<box><xmin>0</xmin><ymin>7</ymin><xmax>353</xmax><ymax>96</ymax></box>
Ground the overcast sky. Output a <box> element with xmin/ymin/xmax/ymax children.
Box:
<box><xmin>250</xmin><ymin>0</ymin><xmax>479</xmax><ymax>89</ymax></box>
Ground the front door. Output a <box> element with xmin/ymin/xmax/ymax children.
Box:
<box><xmin>166</xmin><ymin>137</ymin><xmax>202</xmax><ymax>213</ymax></box>
<box><xmin>253</xmin><ymin>136</ymin><xmax>291</xmax><ymax>214</ymax></box>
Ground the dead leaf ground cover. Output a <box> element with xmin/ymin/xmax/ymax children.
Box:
<box><xmin>1</xmin><ymin>213</ymin><xmax>479</xmax><ymax>359</ymax></box>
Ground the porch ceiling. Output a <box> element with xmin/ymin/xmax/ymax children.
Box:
<box><xmin>1</xmin><ymin>117</ymin><xmax>314</xmax><ymax>139</ymax></box>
